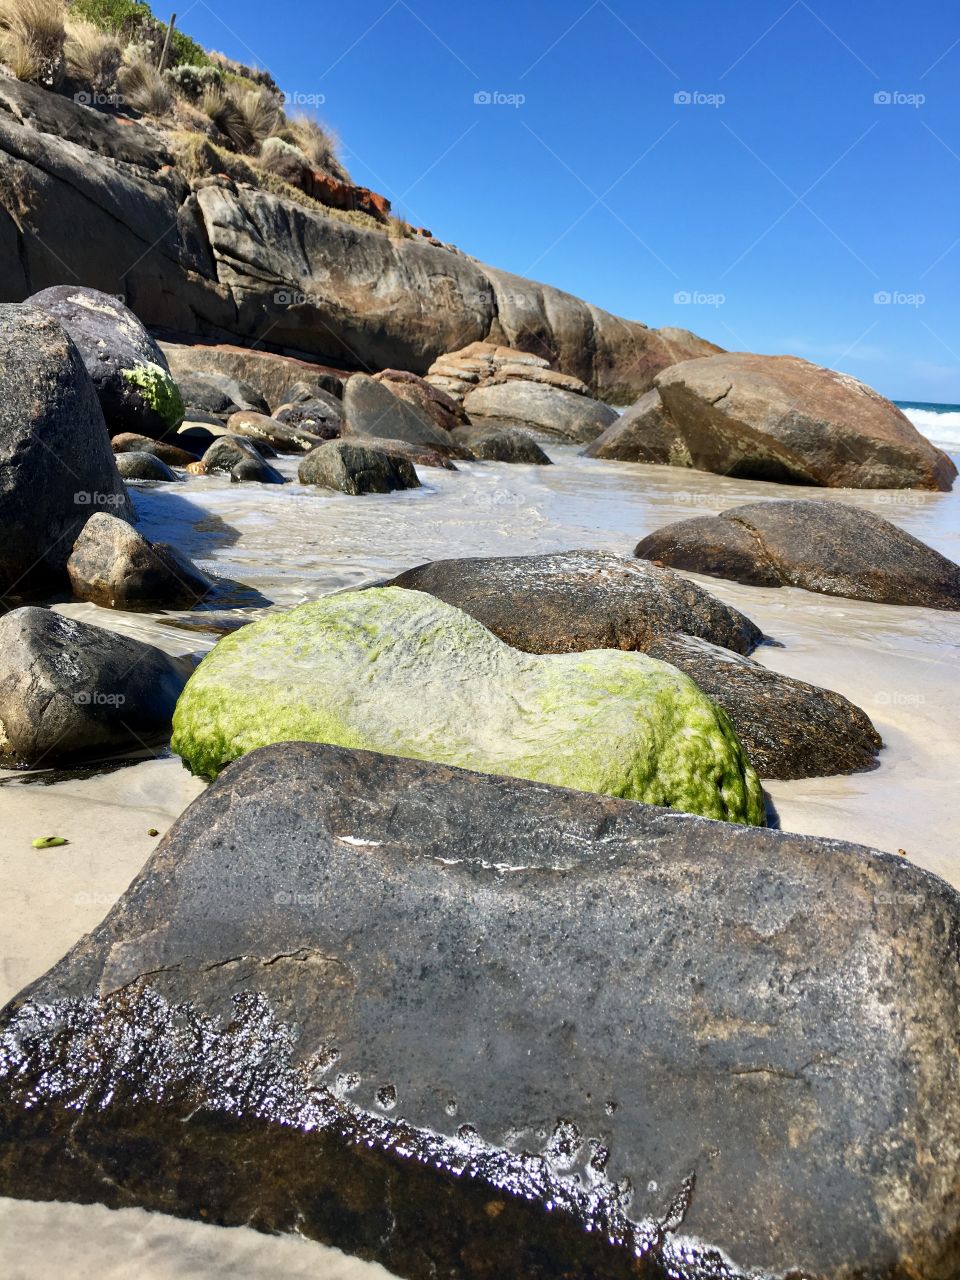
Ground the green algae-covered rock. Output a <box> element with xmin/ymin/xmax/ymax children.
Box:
<box><xmin>171</xmin><ymin>588</ymin><xmax>764</xmax><ymax>824</ymax></box>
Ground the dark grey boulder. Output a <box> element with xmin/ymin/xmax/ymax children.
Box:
<box><xmin>28</xmin><ymin>286</ymin><xmax>184</xmax><ymax>438</ymax></box>
<box><xmin>451</xmin><ymin>423</ymin><xmax>551</xmax><ymax>464</ymax></box>
<box><xmin>228</xmin><ymin>410</ymin><xmax>332</xmax><ymax>454</ymax></box>
<box><xmin>342</xmin><ymin>373</ymin><xmax>472</xmax><ymax>460</ymax></box>
<box><xmin>0</xmin><ymin>303</ymin><xmax>133</xmax><ymax>595</ymax></box>
<box><xmin>2</xmin><ymin>742</ymin><xmax>957</xmax><ymax>1279</ymax></box>
<box><xmin>385</xmin><ymin>550</ymin><xmax>763</xmax><ymax>655</ymax></box>
<box><xmin>298</xmin><ymin>441</ymin><xmax>420</xmax><ymax>495</ymax></box>
<box><xmin>114</xmin><ymin>451</ymin><xmax>181</xmax><ymax>483</ymax></box>
<box><xmin>582</xmin><ymin>389</ymin><xmax>692</xmax><ymax>465</ymax></box>
<box><xmin>339</xmin><ymin>434</ymin><xmax>458</xmax><ymax>470</ymax></box>
<box><xmin>0</xmin><ymin>606</ymin><xmax>192</xmax><ymax>765</ymax></box>
<box><xmin>67</xmin><ymin>512</ymin><xmax>213</xmax><ymax>610</ymax></box>
<box><xmin>199</xmin><ymin>436</ymin><xmax>284</xmax><ymax>484</ymax></box>
<box><xmin>635</xmin><ymin>499</ymin><xmax>960</xmax><ymax>609</ymax></box>
<box><xmin>272</xmin><ymin>390</ymin><xmax>343</xmax><ymax>438</ymax></box>
<box><xmin>280</xmin><ymin>375</ymin><xmax>344</xmax><ymax>404</ymax></box>
<box><xmin>177</xmin><ymin>371</ymin><xmax>268</xmax><ymax>417</ymax></box>
<box><xmin>647</xmin><ymin>633</ymin><xmax>882</xmax><ymax>778</ymax></box>
<box><xmin>111</xmin><ymin>433</ymin><xmax>196</xmax><ymax>467</ymax></box>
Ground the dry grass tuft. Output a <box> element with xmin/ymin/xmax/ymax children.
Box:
<box><xmin>64</xmin><ymin>14</ymin><xmax>120</xmax><ymax>91</ymax></box>
<box><xmin>0</xmin><ymin>0</ymin><xmax>65</xmax><ymax>86</ymax></box>
<box><xmin>118</xmin><ymin>46</ymin><xmax>173</xmax><ymax>116</ymax></box>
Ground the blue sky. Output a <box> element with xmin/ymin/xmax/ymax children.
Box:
<box><xmin>180</xmin><ymin>0</ymin><xmax>960</xmax><ymax>402</ymax></box>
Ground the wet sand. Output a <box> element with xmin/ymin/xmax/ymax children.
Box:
<box><xmin>1</xmin><ymin>440</ymin><xmax>958</xmax><ymax>1276</ymax></box>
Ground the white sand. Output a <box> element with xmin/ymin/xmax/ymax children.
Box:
<box><xmin>1</xmin><ymin>445</ymin><xmax>958</xmax><ymax>1276</ymax></box>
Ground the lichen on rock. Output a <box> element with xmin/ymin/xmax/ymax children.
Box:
<box><xmin>121</xmin><ymin>361</ymin><xmax>186</xmax><ymax>431</ymax></box>
<box><xmin>171</xmin><ymin>587</ymin><xmax>765</xmax><ymax>824</ymax></box>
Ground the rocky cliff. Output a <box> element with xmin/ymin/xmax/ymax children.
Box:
<box><xmin>0</xmin><ymin>77</ymin><xmax>716</xmax><ymax>400</ymax></box>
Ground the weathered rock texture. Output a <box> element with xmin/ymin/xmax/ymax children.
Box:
<box><xmin>0</xmin><ymin>302</ymin><xmax>133</xmax><ymax>594</ymax></box>
<box><xmin>463</xmin><ymin>381</ymin><xmax>618</xmax><ymax>444</ymax></box>
<box><xmin>451</xmin><ymin>423</ymin><xmax>552</xmax><ymax>464</ymax></box>
<box><xmin>160</xmin><ymin>342</ymin><xmax>345</xmax><ymax>410</ymax></box>
<box><xmin>0</xmin><ymin>79</ymin><xmax>715</xmax><ymax>401</ymax></box>
<box><xmin>341</xmin><ymin>374</ymin><xmax>472</xmax><ymax>460</ymax></box>
<box><xmin>298</xmin><ymin>441</ymin><xmax>420</xmax><ymax>495</ymax></box>
<box><xmin>171</xmin><ymin>587</ymin><xmax>764</xmax><ymax>823</ymax></box>
<box><xmin>583</xmin><ymin>389</ymin><xmax>692</xmax><ymax>465</ymax></box>
<box><xmin>635</xmin><ymin>500</ymin><xmax>960</xmax><ymax>609</ymax></box>
<box><xmin>67</xmin><ymin>512</ymin><xmax>212</xmax><ymax>609</ymax></box>
<box><xmin>1</xmin><ymin>742</ymin><xmax>958</xmax><ymax>1279</ymax></box>
<box><xmin>650</xmin><ymin>354</ymin><xmax>955</xmax><ymax>490</ymax></box>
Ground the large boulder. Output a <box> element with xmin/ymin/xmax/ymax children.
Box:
<box><xmin>226</xmin><ymin>410</ymin><xmax>332</xmax><ymax>454</ymax></box>
<box><xmin>582</xmin><ymin>389</ymin><xmax>692</xmax><ymax>464</ymax></box>
<box><xmin>329</xmin><ymin>435</ymin><xmax>458</xmax><ymax>471</ymax></box>
<box><xmin>171</xmin><ymin>587</ymin><xmax>764</xmax><ymax>823</ymax></box>
<box><xmin>111</xmin><ymin>433</ymin><xmax>197</xmax><ymax>467</ymax></box>
<box><xmin>635</xmin><ymin>500</ymin><xmax>960</xmax><ymax>609</ymax></box>
<box><xmin>298</xmin><ymin>441</ymin><xmax>420</xmax><ymax>495</ymax></box>
<box><xmin>0</xmin><ymin>607</ymin><xmax>192</xmax><ymax>765</ymax></box>
<box><xmin>67</xmin><ymin>512</ymin><xmax>213</xmax><ymax>610</ymax></box>
<box><xmin>2</xmin><ymin>742</ymin><xmax>957</xmax><ymax>1279</ymax></box>
<box><xmin>646</xmin><ymin>633</ymin><xmax>882</xmax><ymax>778</ymax></box>
<box><xmin>384</xmin><ymin>551</ymin><xmax>764</xmax><ymax>655</ymax></box>
<box><xmin>450</xmin><ymin>423</ymin><xmax>552</xmax><ymax>464</ymax></box>
<box><xmin>652</xmin><ymin>354</ymin><xmax>956</xmax><ymax>490</ymax></box>
<box><xmin>160</xmin><ymin>342</ymin><xmax>345</xmax><ymax>411</ymax></box>
<box><xmin>373</xmin><ymin>368</ymin><xmax>467</xmax><ymax>432</ymax></box>
<box><xmin>0</xmin><ymin>303</ymin><xmax>133</xmax><ymax>594</ymax></box>
<box><xmin>197</xmin><ymin>436</ymin><xmax>284</xmax><ymax>485</ymax></box>
<box><xmin>175</xmin><ymin>371</ymin><xmax>268</xmax><ymax>417</ymax></box>
<box><xmin>341</xmin><ymin>374</ymin><xmax>473</xmax><ymax>460</ymax></box>
<box><xmin>114</xmin><ymin>451</ymin><xmax>181</xmax><ymax>483</ymax></box>
<box><xmin>463</xmin><ymin>381</ymin><xmax>617</xmax><ymax>444</ymax></box>
<box><xmin>28</xmin><ymin>286</ymin><xmax>185</xmax><ymax>439</ymax></box>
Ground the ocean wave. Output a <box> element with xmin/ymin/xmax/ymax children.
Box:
<box><xmin>901</xmin><ymin>407</ymin><xmax>960</xmax><ymax>450</ymax></box>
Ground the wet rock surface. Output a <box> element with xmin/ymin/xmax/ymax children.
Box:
<box><xmin>635</xmin><ymin>499</ymin><xmax>960</xmax><ymax>609</ymax></box>
<box><xmin>385</xmin><ymin>550</ymin><xmax>764</xmax><ymax>655</ymax></box>
<box><xmin>114</xmin><ymin>450</ymin><xmax>181</xmax><ymax>483</ymax></box>
<box><xmin>2</xmin><ymin>742</ymin><xmax>958</xmax><ymax>1279</ymax></box>
<box><xmin>198</xmin><ymin>436</ymin><xmax>284</xmax><ymax>485</ymax></box>
<box><xmin>653</xmin><ymin>353</ymin><xmax>956</xmax><ymax>491</ymax></box>
<box><xmin>226</xmin><ymin>410</ymin><xmax>332</xmax><ymax>454</ymax></box>
<box><xmin>298</xmin><ymin>441</ymin><xmax>421</xmax><ymax>494</ymax></box>
<box><xmin>451</xmin><ymin>423</ymin><xmax>552</xmax><ymax>464</ymax></box>
<box><xmin>646</xmin><ymin>633</ymin><xmax>882</xmax><ymax>779</ymax></box>
<box><xmin>0</xmin><ymin>303</ymin><xmax>133</xmax><ymax>595</ymax></box>
<box><xmin>29</xmin><ymin>286</ymin><xmax>184</xmax><ymax>439</ymax></box>
<box><xmin>271</xmin><ymin>393</ymin><xmax>343</xmax><ymax>439</ymax></box>
<box><xmin>67</xmin><ymin>512</ymin><xmax>213</xmax><ymax>610</ymax></box>
<box><xmin>110</xmin><ymin>433</ymin><xmax>197</xmax><ymax>467</ymax></box>
<box><xmin>176</xmin><ymin>371</ymin><xmax>269</xmax><ymax>417</ymax></box>
<box><xmin>0</xmin><ymin>606</ymin><xmax>192</xmax><ymax>765</ymax></box>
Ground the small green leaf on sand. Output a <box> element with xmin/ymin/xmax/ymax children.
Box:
<box><xmin>148</xmin><ymin>828</ymin><xmax>159</xmax><ymax>837</ymax></box>
<box><xmin>32</xmin><ymin>836</ymin><xmax>68</xmax><ymax>849</ymax></box>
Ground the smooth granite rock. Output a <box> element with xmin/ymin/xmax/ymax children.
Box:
<box><xmin>373</xmin><ymin>368</ymin><xmax>467</xmax><ymax>432</ymax></box>
<box><xmin>176</xmin><ymin>370</ymin><xmax>268</xmax><ymax>417</ymax></box>
<box><xmin>227</xmin><ymin>410</ymin><xmax>331</xmax><ymax>454</ymax></box>
<box><xmin>67</xmin><ymin>513</ymin><xmax>213</xmax><ymax>610</ymax></box>
<box><xmin>198</xmin><ymin>436</ymin><xmax>284</xmax><ymax>485</ymax></box>
<box><xmin>0</xmin><ymin>606</ymin><xmax>192</xmax><ymax>764</ymax></box>
<box><xmin>451</xmin><ymin>423</ymin><xmax>552</xmax><ymax>464</ymax></box>
<box><xmin>271</xmin><ymin>393</ymin><xmax>342</xmax><ymax>439</ymax></box>
<box><xmin>463</xmin><ymin>381</ymin><xmax>617</xmax><ymax>444</ymax></box>
<box><xmin>114</xmin><ymin>451</ymin><xmax>181</xmax><ymax>483</ymax></box>
<box><xmin>1</xmin><ymin>742</ymin><xmax>957</xmax><ymax>1279</ymax></box>
<box><xmin>646</xmin><ymin>633</ymin><xmax>882</xmax><ymax>779</ymax></box>
<box><xmin>341</xmin><ymin>374</ymin><xmax>473</xmax><ymax>460</ymax></box>
<box><xmin>298</xmin><ymin>442</ymin><xmax>420</xmax><ymax>495</ymax></box>
<box><xmin>582</xmin><ymin>389</ymin><xmax>692</xmax><ymax>465</ymax></box>
<box><xmin>0</xmin><ymin>303</ymin><xmax>133</xmax><ymax>594</ymax></box>
<box><xmin>111</xmin><ymin>433</ymin><xmax>197</xmax><ymax>467</ymax></box>
<box><xmin>385</xmin><ymin>551</ymin><xmax>764</xmax><ymax>655</ymax></box>
<box><xmin>635</xmin><ymin>500</ymin><xmax>960</xmax><ymax>609</ymax></box>
<box><xmin>171</xmin><ymin>587</ymin><xmax>764</xmax><ymax>823</ymax></box>
<box><xmin>29</xmin><ymin>286</ymin><xmax>184</xmax><ymax>438</ymax></box>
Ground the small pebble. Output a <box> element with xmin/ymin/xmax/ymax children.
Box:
<box><xmin>148</xmin><ymin>828</ymin><xmax>159</xmax><ymax>837</ymax></box>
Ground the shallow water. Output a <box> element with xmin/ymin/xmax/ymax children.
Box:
<box><xmin>1</xmin><ymin>439</ymin><xmax>958</xmax><ymax>1277</ymax></box>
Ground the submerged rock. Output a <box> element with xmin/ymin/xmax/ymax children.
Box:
<box><xmin>111</xmin><ymin>433</ymin><xmax>197</xmax><ymax>467</ymax></box>
<box><xmin>647</xmin><ymin>633</ymin><xmax>882</xmax><ymax>779</ymax></box>
<box><xmin>0</xmin><ymin>607</ymin><xmax>191</xmax><ymax>765</ymax></box>
<box><xmin>171</xmin><ymin>587</ymin><xmax>764</xmax><ymax>823</ymax></box>
<box><xmin>2</xmin><ymin>742</ymin><xmax>957</xmax><ymax>1279</ymax></box>
<box><xmin>324</xmin><ymin>434</ymin><xmax>456</xmax><ymax>471</ymax></box>
<box><xmin>29</xmin><ymin>286</ymin><xmax>184</xmax><ymax>439</ymax></box>
<box><xmin>0</xmin><ymin>303</ymin><xmax>133</xmax><ymax>594</ymax></box>
<box><xmin>385</xmin><ymin>551</ymin><xmax>764</xmax><ymax>655</ymax></box>
<box><xmin>635</xmin><ymin>499</ymin><xmax>960</xmax><ymax>609</ymax></box>
<box><xmin>298</xmin><ymin>441</ymin><xmax>420</xmax><ymax>494</ymax></box>
<box><xmin>653</xmin><ymin>353</ymin><xmax>956</xmax><ymax>490</ymax></box>
<box><xmin>463</xmin><ymin>380</ymin><xmax>617</xmax><ymax>444</ymax></box>
<box><xmin>67</xmin><ymin>512</ymin><xmax>213</xmax><ymax>610</ymax></box>
<box><xmin>198</xmin><ymin>436</ymin><xmax>284</xmax><ymax>484</ymax></box>
<box><xmin>114</xmin><ymin>451</ymin><xmax>181</xmax><ymax>483</ymax></box>
<box><xmin>341</xmin><ymin>374</ymin><xmax>473</xmax><ymax>460</ymax></box>
<box><xmin>227</xmin><ymin>410</ymin><xmax>331</xmax><ymax>454</ymax></box>
<box><xmin>451</xmin><ymin>423</ymin><xmax>552</xmax><ymax>464</ymax></box>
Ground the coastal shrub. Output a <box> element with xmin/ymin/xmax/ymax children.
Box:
<box><xmin>118</xmin><ymin>45</ymin><xmax>172</xmax><ymax>115</ymax></box>
<box><xmin>165</xmin><ymin>60</ymin><xmax>221</xmax><ymax>101</ymax></box>
<box><xmin>69</xmin><ymin>0</ymin><xmax>209</xmax><ymax>67</ymax></box>
<box><xmin>285</xmin><ymin>113</ymin><xmax>348</xmax><ymax>181</ymax></box>
<box><xmin>201</xmin><ymin>84</ymin><xmax>279</xmax><ymax>154</ymax></box>
<box><xmin>64</xmin><ymin>14</ymin><xmax>120</xmax><ymax>91</ymax></box>
<box><xmin>0</xmin><ymin>0</ymin><xmax>65</xmax><ymax>87</ymax></box>
<box><xmin>170</xmin><ymin>129</ymin><xmax>256</xmax><ymax>183</ymax></box>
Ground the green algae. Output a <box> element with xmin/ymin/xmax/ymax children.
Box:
<box><xmin>121</xmin><ymin>361</ymin><xmax>185</xmax><ymax>429</ymax></box>
<box><xmin>171</xmin><ymin>587</ymin><xmax>765</xmax><ymax>824</ymax></box>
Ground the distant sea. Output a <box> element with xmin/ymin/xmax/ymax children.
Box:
<box><xmin>897</xmin><ymin>402</ymin><xmax>960</xmax><ymax>452</ymax></box>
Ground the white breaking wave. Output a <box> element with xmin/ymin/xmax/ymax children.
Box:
<box><xmin>901</xmin><ymin>407</ymin><xmax>960</xmax><ymax>451</ymax></box>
